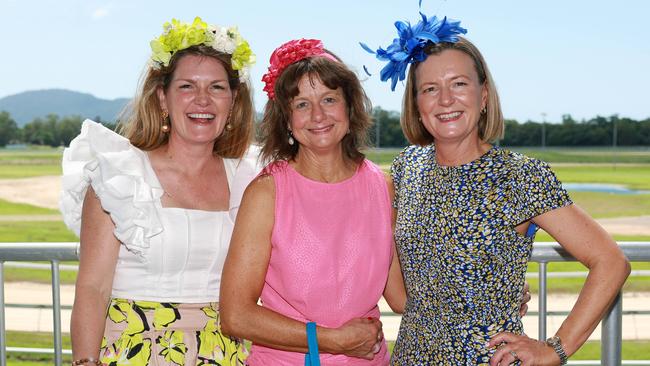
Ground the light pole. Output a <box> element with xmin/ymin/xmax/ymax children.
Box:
<box><xmin>612</xmin><ymin>116</ymin><xmax>618</xmax><ymax>169</ymax></box>
<box><xmin>541</xmin><ymin>112</ymin><xmax>547</xmax><ymax>149</ymax></box>
<box><xmin>376</xmin><ymin>116</ymin><xmax>380</xmax><ymax>148</ymax></box>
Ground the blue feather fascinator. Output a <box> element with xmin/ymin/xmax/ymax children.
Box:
<box><xmin>360</xmin><ymin>12</ymin><xmax>467</xmax><ymax>91</ymax></box>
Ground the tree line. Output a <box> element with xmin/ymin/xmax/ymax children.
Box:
<box><xmin>0</xmin><ymin>113</ymin><xmax>115</xmax><ymax>147</ymax></box>
<box><xmin>1</xmin><ymin>109</ymin><xmax>649</xmax><ymax>148</ymax></box>
<box><xmin>369</xmin><ymin>109</ymin><xmax>650</xmax><ymax>148</ymax></box>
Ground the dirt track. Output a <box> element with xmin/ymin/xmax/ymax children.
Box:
<box><xmin>0</xmin><ymin>176</ymin><xmax>649</xmax><ymax>235</ymax></box>
<box><xmin>0</xmin><ymin>175</ymin><xmax>62</xmax><ymax>209</ymax></box>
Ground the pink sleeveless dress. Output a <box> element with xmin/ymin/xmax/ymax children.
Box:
<box><xmin>246</xmin><ymin>159</ymin><xmax>393</xmax><ymax>366</ymax></box>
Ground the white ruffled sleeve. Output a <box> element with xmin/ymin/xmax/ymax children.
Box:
<box><xmin>59</xmin><ymin>119</ymin><xmax>164</xmax><ymax>258</ymax></box>
<box><xmin>225</xmin><ymin>144</ymin><xmax>263</xmax><ymax>221</ymax></box>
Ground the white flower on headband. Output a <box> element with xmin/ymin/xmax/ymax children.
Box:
<box><xmin>210</xmin><ymin>26</ymin><xmax>237</xmax><ymax>54</ymax></box>
<box><xmin>149</xmin><ymin>17</ymin><xmax>255</xmax><ymax>83</ymax></box>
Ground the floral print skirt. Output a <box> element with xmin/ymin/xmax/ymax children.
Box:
<box><xmin>99</xmin><ymin>298</ymin><xmax>247</xmax><ymax>366</ymax></box>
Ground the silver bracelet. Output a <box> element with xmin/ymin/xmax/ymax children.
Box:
<box><xmin>546</xmin><ymin>335</ymin><xmax>568</xmax><ymax>365</ymax></box>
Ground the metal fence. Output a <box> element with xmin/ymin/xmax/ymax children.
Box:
<box><xmin>0</xmin><ymin>242</ymin><xmax>78</xmax><ymax>366</ymax></box>
<box><xmin>1</xmin><ymin>242</ymin><xmax>649</xmax><ymax>366</ymax></box>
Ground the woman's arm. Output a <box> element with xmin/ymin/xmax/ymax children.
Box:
<box><xmin>382</xmin><ymin>174</ymin><xmax>406</xmax><ymax>314</ymax></box>
<box><xmin>219</xmin><ymin>175</ymin><xmax>382</xmax><ymax>359</ymax></box>
<box><xmin>383</xmin><ymin>244</ymin><xmax>407</xmax><ymax>314</ymax></box>
<box><xmin>490</xmin><ymin>204</ymin><xmax>630</xmax><ymax>365</ymax></box>
<box><xmin>536</xmin><ymin>204</ymin><xmax>630</xmax><ymax>354</ymax></box>
<box><xmin>71</xmin><ymin>187</ymin><xmax>121</xmax><ymax>361</ymax></box>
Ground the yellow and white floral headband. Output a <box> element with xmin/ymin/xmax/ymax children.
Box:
<box><xmin>149</xmin><ymin>17</ymin><xmax>255</xmax><ymax>83</ymax></box>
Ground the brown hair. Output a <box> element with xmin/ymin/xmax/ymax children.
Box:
<box><xmin>259</xmin><ymin>54</ymin><xmax>372</xmax><ymax>163</ymax></box>
<box><xmin>401</xmin><ymin>36</ymin><xmax>503</xmax><ymax>145</ymax></box>
<box><xmin>117</xmin><ymin>45</ymin><xmax>254</xmax><ymax>158</ymax></box>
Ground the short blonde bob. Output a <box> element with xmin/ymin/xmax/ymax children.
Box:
<box><xmin>401</xmin><ymin>37</ymin><xmax>503</xmax><ymax>145</ymax></box>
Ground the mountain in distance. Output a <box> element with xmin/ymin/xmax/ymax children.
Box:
<box><xmin>0</xmin><ymin>89</ymin><xmax>130</xmax><ymax>126</ymax></box>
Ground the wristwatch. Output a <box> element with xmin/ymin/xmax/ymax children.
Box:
<box><xmin>546</xmin><ymin>335</ymin><xmax>568</xmax><ymax>365</ymax></box>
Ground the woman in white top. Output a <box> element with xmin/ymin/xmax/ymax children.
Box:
<box><xmin>60</xmin><ymin>17</ymin><xmax>257</xmax><ymax>366</ymax></box>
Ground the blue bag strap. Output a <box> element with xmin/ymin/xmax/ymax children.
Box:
<box><xmin>525</xmin><ymin>222</ymin><xmax>538</xmax><ymax>238</ymax></box>
<box><xmin>304</xmin><ymin>321</ymin><xmax>320</xmax><ymax>366</ymax></box>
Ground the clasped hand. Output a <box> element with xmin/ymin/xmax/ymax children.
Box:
<box><xmin>335</xmin><ymin>317</ymin><xmax>383</xmax><ymax>360</ymax></box>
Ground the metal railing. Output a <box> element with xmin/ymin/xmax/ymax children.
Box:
<box><xmin>0</xmin><ymin>242</ymin><xmax>79</xmax><ymax>366</ymax></box>
<box><xmin>1</xmin><ymin>242</ymin><xmax>649</xmax><ymax>366</ymax></box>
<box><xmin>534</xmin><ymin>242</ymin><xmax>649</xmax><ymax>365</ymax></box>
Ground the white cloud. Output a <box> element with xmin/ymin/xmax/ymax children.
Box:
<box><xmin>92</xmin><ymin>6</ymin><xmax>110</xmax><ymax>19</ymax></box>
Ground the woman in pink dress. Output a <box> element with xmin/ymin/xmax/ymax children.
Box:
<box><xmin>219</xmin><ymin>39</ymin><xmax>406</xmax><ymax>365</ymax></box>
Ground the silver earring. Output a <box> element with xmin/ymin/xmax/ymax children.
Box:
<box><xmin>288</xmin><ymin>133</ymin><xmax>295</xmax><ymax>145</ymax></box>
<box><xmin>482</xmin><ymin>106</ymin><xmax>487</xmax><ymax>114</ymax></box>
<box><xmin>225</xmin><ymin>123</ymin><xmax>232</xmax><ymax>131</ymax></box>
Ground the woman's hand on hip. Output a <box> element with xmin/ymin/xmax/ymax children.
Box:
<box><xmin>488</xmin><ymin>332</ymin><xmax>562</xmax><ymax>366</ymax></box>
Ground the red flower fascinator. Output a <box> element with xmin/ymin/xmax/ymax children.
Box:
<box><xmin>262</xmin><ymin>38</ymin><xmax>338</xmax><ymax>99</ymax></box>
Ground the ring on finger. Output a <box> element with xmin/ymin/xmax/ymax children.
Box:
<box><xmin>509</xmin><ymin>350</ymin><xmax>519</xmax><ymax>360</ymax></box>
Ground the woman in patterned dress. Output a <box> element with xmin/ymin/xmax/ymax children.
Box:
<box><xmin>219</xmin><ymin>39</ymin><xmax>407</xmax><ymax>365</ymax></box>
<box><xmin>364</xmin><ymin>13</ymin><xmax>630</xmax><ymax>366</ymax></box>
<box><xmin>61</xmin><ymin>18</ymin><xmax>257</xmax><ymax>366</ymax></box>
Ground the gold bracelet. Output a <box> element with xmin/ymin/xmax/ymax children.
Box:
<box><xmin>71</xmin><ymin>357</ymin><xmax>102</xmax><ymax>366</ymax></box>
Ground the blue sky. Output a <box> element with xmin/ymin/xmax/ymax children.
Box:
<box><xmin>1</xmin><ymin>0</ymin><xmax>649</xmax><ymax>123</ymax></box>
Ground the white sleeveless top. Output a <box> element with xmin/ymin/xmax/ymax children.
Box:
<box><xmin>60</xmin><ymin>120</ymin><xmax>260</xmax><ymax>302</ymax></box>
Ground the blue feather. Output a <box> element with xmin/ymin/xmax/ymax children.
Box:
<box><xmin>358</xmin><ymin>7</ymin><xmax>467</xmax><ymax>92</ymax></box>
<box><xmin>420</xmin><ymin>12</ymin><xmax>428</xmax><ymax>24</ymax></box>
<box><xmin>363</xmin><ymin>65</ymin><xmax>372</xmax><ymax>77</ymax></box>
<box><xmin>379</xmin><ymin>62</ymin><xmax>396</xmax><ymax>81</ymax></box>
<box><xmin>359</xmin><ymin>42</ymin><xmax>376</xmax><ymax>54</ymax></box>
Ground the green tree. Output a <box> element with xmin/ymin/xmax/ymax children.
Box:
<box><xmin>370</xmin><ymin>107</ymin><xmax>408</xmax><ymax>148</ymax></box>
<box><xmin>44</xmin><ymin>114</ymin><xmax>59</xmax><ymax>146</ymax></box>
<box><xmin>639</xmin><ymin>118</ymin><xmax>650</xmax><ymax>145</ymax></box>
<box><xmin>502</xmin><ymin>120</ymin><xmax>542</xmax><ymax>146</ymax></box>
<box><xmin>58</xmin><ymin>116</ymin><xmax>84</xmax><ymax>146</ymax></box>
<box><xmin>0</xmin><ymin>111</ymin><xmax>19</xmax><ymax>147</ymax></box>
<box><xmin>22</xmin><ymin>117</ymin><xmax>54</xmax><ymax>146</ymax></box>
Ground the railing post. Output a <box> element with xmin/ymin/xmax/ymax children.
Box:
<box><xmin>51</xmin><ymin>260</ymin><xmax>63</xmax><ymax>366</ymax></box>
<box><xmin>538</xmin><ymin>261</ymin><xmax>547</xmax><ymax>341</ymax></box>
<box><xmin>0</xmin><ymin>261</ymin><xmax>6</xmax><ymax>366</ymax></box>
<box><xmin>601</xmin><ymin>291</ymin><xmax>623</xmax><ymax>365</ymax></box>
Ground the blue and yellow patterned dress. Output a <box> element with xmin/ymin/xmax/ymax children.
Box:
<box><xmin>390</xmin><ymin>144</ymin><xmax>571</xmax><ymax>365</ymax></box>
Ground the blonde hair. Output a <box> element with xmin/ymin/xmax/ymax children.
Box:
<box><xmin>117</xmin><ymin>45</ymin><xmax>254</xmax><ymax>158</ymax></box>
<box><xmin>401</xmin><ymin>37</ymin><xmax>503</xmax><ymax>145</ymax></box>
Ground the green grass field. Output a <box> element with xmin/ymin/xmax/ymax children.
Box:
<box><xmin>553</xmin><ymin>165</ymin><xmax>650</xmax><ymax>190</ymax></box>
<box><xmin>0</xmin><ymin>146</ymin><xmax>62</xmax><ymax>159</ymax></box>
<box><xmin>513</xmin><ymin>147</ymin><xmax>650</xmax><ymax>164</ymax></box>
<box><xmin>0</xmin><ymin>165</ymin><xmax>62</xmax><ymax>178</ymax></box>
<box><xmin>0</xmin><ymin>221</ymin><xmax>77</xmax><ymax>242</ymax></box>
<box><xmin>0</xmin><ymin>199</ymin><xmax>59</xmax><ymax>215</ymax></box>
<box><xmin>365</xmin><ymin>146</ymin><xmax>650</xmax><ymax>165</ymax></box>
<box><xmin>567</xmin><ymin>192</ymin><xmax>650</xmax><ymax>218</ymax></box>
<box><xmin>0</xmin><ymin>148</ymin><xmax>62</xmax><ymax>178</ymax></box>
